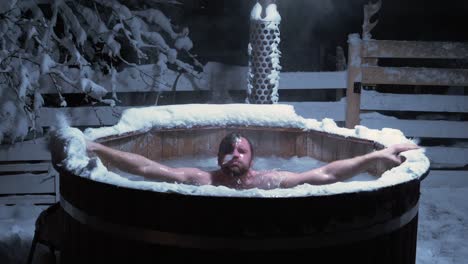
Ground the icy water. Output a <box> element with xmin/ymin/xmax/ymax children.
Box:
<box><xmin>118</xmin><ymin>155</ymin><xmax>377</xmax><ymax>183</ymax></box>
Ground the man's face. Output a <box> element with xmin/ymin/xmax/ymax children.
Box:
<box><xmin>218</xmin><ymin>137</ymin><xmax>253</xmax><ymax>177</ymax></box>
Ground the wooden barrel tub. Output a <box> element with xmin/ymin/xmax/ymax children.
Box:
<box><xmin>56</xmin><ymin>126</ymin><xmax>427</xmax><ymax>264</ymax></box>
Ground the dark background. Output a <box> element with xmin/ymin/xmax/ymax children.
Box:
<box><xmin>159</xmin><ymin>0</ymin><xmax>468</xmax><ymax>71</ymax></box>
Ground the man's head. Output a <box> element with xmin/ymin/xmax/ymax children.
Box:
<box><xmin>217</xmin><ymin>133</ymin><xmax>254</xmax><ymax>177</ymax></box>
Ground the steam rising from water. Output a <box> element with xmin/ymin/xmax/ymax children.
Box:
<box><xmin>277</xmin><ymin>0</ymin><xmax>365</xmax><ymax>70</ymax></box>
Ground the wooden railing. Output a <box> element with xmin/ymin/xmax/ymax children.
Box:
<box><xmin>345</xmin><ymin>35</ymin><xmax>468</xmax><ymax>187</ymax></box>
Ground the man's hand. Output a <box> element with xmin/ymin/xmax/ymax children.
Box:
<box><xmin>374</xmin><ymin>143</ymin><xmax>420</xmax><ymax>167</ymax></box>
<box><xmin>86</xmin><ymin>140</ymin><xmax>100</xmax><ymax>153</ymax></box>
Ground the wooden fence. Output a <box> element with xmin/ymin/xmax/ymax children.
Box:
<box><xmin>345</xmin><ymin>35</ymin><xmax>468</xmax><ymax>188</ymax></box>
<box><xmin>1</xmin><ymin>35</ymin><xmax>467</xmax><ymax>206</ymax></box>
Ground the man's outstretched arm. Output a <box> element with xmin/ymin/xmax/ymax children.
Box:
<box><xmin>87</xmin><ymin>141</ymin><xmax>211</xmax><ymax>185</ymax></box>
<box><xmin>280</xmin><ymin>143</ymin><xmax>419</xmax><ymax>188</ymax></box>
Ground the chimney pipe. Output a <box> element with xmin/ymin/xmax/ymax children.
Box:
<box><xmin>246</xmin><ymin>1</ymin><xmax>282</xmax><ymax>104</ymax></box>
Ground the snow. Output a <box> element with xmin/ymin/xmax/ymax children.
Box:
<box><xmin>417</xmin><ymin>187</ymin><xmax>468</xmax><ymax>264</ymax></box>
<box><xmin>79</xmin><ymin>78</ymin><xmax>108</xmax><ymax>101</ymax></box>
<box><xmin>142</xmin><ymin>31</ymin><xmax>170</xmax><ymax>51</ymax></box>
<box><xmin>39</xmin><ymin>54</ymin><xmax>56</xmax><ymax>75</ymax></box>
<box><xmin>250</xmin><ymin>3</ymin><xmax>263</xmax><ymax>20</ymax></box>
<box><xmin>0</xmin><ymin>205</ymin><xmax>49</xmax><ymax>264</ymax></box>
<box><xmin>175</xmin><ymin>36</ymin><xmax>193</xmax><ymax>51</ymax></box>
<box><xmin>250</xmin><ymin>3</ymin><xmax>282</xmax><ymax>22</ymax></box>
<box><xmin>33</xmin><ymin>91</ymin><xmax>44</xmax><ymax>113</ymax></box>
<box><xmin>167</xmin><ymin>49</ymin><xmax>178</xmax><ymax>63</ymax></box>
<box><xmin>134</xmin><ymin>9</ymin><xmax>179</xmax><ymax>40</ymax></box>
<box><xmin>57</xmin><ymin>1</ymin><xmax>87</xmax><ymax>46</ymax></box>
<box><xmin>51</xmin><ymin>104</ymin><xmax>429</xmax><ymax>198</ymax></box>
<box><xmin>0</xmin><ymin>186</ymin><xmax>466</xmax><ymax>264</ymax></box>
<box><xmin>18</xmin><ymin>65</ymin><xmax>32</xmax><ymax>100</ymax></box>
<box><xmin>0</xmin><ymin>101</ymin><xmax>28</xmax><ymax>144</ymax></box>
<box><xmin>348</xmin><ymin>33</ymin><xmax>362</xmax><ymax>68</ymax></box>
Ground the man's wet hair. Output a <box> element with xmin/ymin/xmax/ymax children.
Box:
<box><xmin>217</xmin><ymin>132</ymin><xmax>254</xmax><ymax>160</ymax></box>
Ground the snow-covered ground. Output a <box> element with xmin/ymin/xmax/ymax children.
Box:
<box><xmin>0</xmin><ymin>186</ymin><xmax>466</xmax><ymax>264</ymax></box>
<box><xmin>417</xmin><ymin>187</ymin><xmax>468</xmax><ymax>264</ymax></box>
<box><xmin>0</xmin><ymin>205</ymin><xmax>48</xmax><ymax>264</ymax></box>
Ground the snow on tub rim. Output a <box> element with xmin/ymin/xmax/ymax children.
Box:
<box><xmin>51</xmin><ymin>103</ymin><xmax>430</xmax><ymax>198</ymax></box>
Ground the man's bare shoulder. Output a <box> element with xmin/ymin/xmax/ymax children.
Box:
<box><xmin>174</xmin><ymin>167</ymin><xmax>214</xmax><ymax>185</ymax></box>
<box><xmin>247</xmin><ymin>170</ymin><xmax>298</xmax><ymax>189</ymax></box>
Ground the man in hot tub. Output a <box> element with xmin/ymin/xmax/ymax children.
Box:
<box><xmin>86</xmin><ymin>132</ymin><xmax>418</xmax><ymax>190</ymax></box>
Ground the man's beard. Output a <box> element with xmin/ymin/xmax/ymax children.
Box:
<box><xmin>223</xmin><ymin>164</ymin><xmax>248</xmax><ymax>177</ymax></box>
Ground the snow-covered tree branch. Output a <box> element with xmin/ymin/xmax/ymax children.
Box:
<box><xmin>0</xmin><ymin>0</ymin><xmax>202</xmax><ymax>144</ymax></box>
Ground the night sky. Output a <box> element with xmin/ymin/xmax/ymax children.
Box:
<box><xmin>163</xmin><ymin>0</ymin><xmax>468</xmax><ymax>71</ymax></box>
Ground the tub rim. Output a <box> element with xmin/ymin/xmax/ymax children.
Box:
<box><xmin>52</xmin><ymin>124</ymin><xmax>430</xmax><ymax>198</ymax></box>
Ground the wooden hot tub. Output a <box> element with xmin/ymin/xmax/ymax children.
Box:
<box><xmin>55</xmin><ymin>124</ymin><xmax>427</xmax><ymax>264</ymax></box>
